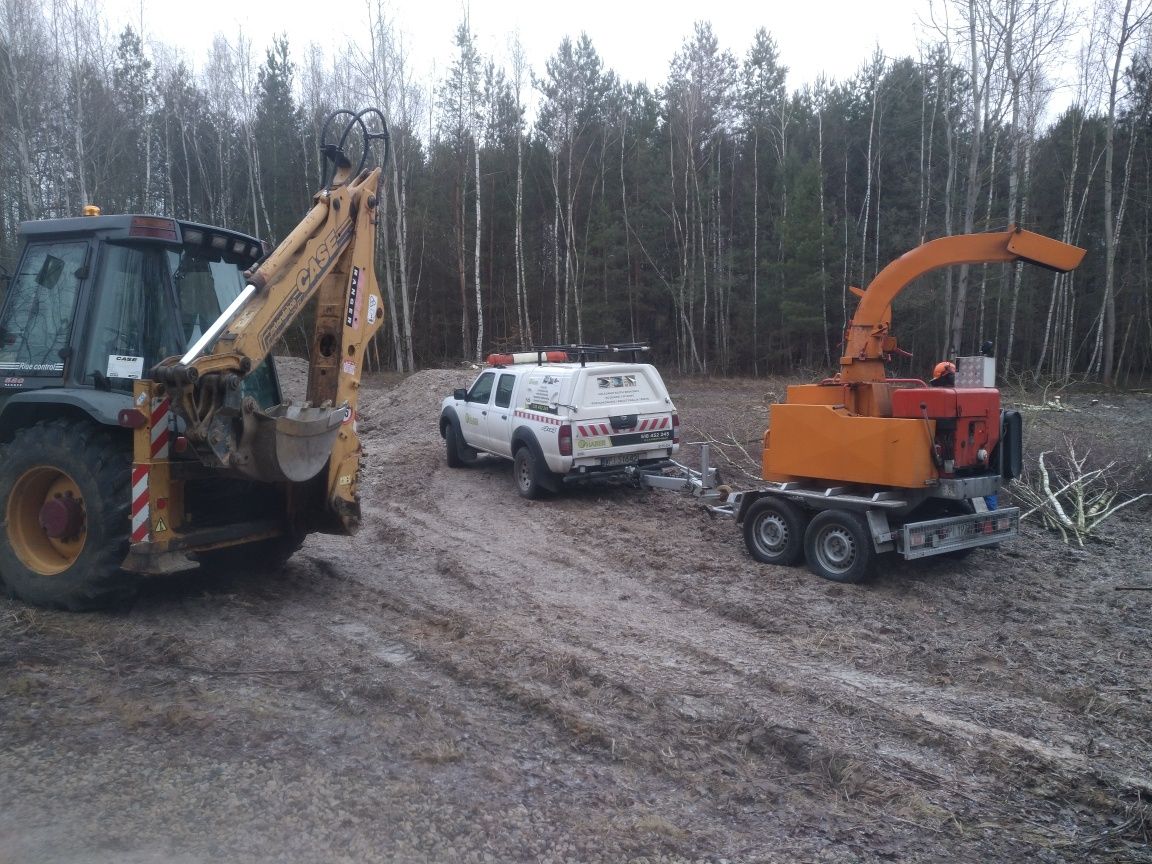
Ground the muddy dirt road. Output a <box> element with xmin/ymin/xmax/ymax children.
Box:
<box><xmin>2</xmin><ymin>370</ymin><xmax>1150</xmax><ymax>863</ymax></box>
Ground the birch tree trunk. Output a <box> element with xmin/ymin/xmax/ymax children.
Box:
<box><xmin>752</xmin><ymin>126</ymin><xmax>759</xmax><ymax>375</ymax></box>
<box><xmin>949</xmin><ymin>8</ymin><xmax>987</xmax><ymax>357</ymax></box>
<box><xmin>0</xmin><ymin>5</ymin><xmax>41</xmax><ymax>219</ymax></box>
<box><xmin>1098</xmin><ymin>0</ymin><xmax>1150</xmax><ymax>384</ymax></box>
<box><xmin>473</xmin><ymin>138</ymin><xmax>483</xmax><ymax>361</ymax></box>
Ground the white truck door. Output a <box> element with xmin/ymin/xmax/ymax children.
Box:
<box><xmin>486</xmin><ymin>372</ymin><xmax>517</xmax><ymax>458</ymax></box>
<box><xmin>461</xmin><ymin>371</ymin><xmax>496</xmax><ymax>450</ymax></box>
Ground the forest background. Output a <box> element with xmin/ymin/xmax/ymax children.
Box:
<box><xmin>1</xmin><ymin>0</ymin><xmax>1150</xmax><ymax>385</ymax></box>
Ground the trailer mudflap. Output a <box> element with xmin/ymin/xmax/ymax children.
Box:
<box><xmin>900</xmin><ymin>507</ymin><xmax>1019</xmax><ymax>559</ymax></box>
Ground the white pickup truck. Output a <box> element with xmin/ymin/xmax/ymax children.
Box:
<box><xmin>439</xmin><ymin>346</ymin><xmax>680</xmax><ymax>498</ymax></box>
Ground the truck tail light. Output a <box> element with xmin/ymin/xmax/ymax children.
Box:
<box><xmin>672</xmin><ymin>413</ymin><xmax>680</xmax><ymax>446</ymax></box>
<box><xmin>559</xmin><ymin>424</ymin><xmax>573</xmax><ymax>456</ymax></box>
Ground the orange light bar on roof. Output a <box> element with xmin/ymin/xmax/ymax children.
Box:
<box><xmin>129</xmin><ymin>216</ymin><xmax>178</xmax><ymax>241</ymax></box>
<box><xmin>487</xmin><ymin>350</ymin><xmax>568</xmax><ymax>366</ymax></box>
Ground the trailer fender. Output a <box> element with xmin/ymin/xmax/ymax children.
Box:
<box><xmin>735</xmin><ymin>489</ymin><xmax>769</xmax><ymax>525</ymax></box>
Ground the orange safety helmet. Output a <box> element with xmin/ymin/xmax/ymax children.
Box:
<box><xmin>933</xmin><ymin>361</ymin><xmax>957</xmax><ymax>379</ymax></box>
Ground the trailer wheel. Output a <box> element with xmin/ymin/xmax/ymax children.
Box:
<box><xmin>0</xmin><ymin>420</ymin><xmax>136</xmax><ymax>609</ymax></box>
<box><xmin>513</xmin><ymin>445</ymin><xmax>550</xmax><ymax>500</ymax></box>
<box><xmin>743</xmin><ymin>497</ymin><xmax>806</xmax><ymax>566</ymax></box>
<box><xmin>803</xmin><ymin>509</ymin><xmax>874</xmax><ymax>584</ymax></box>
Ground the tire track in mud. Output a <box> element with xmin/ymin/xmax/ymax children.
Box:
<box><xmin>334</xmin><ymin>370</ymin><xmax>1152</xmax><ymax>858</ymax></box>
<box><xmin>293</xmin><ymin>468</ymin><xmax>1143</xmax><ymax>860</ymax></box>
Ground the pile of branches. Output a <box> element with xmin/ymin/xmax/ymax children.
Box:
<box><xmin>1010</xmin><ymin>436</ymin><xmax>1149</xmax><ymax>545</ymax></box>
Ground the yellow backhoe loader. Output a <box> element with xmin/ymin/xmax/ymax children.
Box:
<box><xmin>0</xmin><ymin>108</ymin><xmax>389</xmax><ymax>608</ymax></box>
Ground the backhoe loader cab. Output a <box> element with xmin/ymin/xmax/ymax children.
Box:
<box><xmin>2</xmin><ymin>215</ymin><xmax>268</xmax><ymax>394</ymax></box>
<box><xmin>0</xmin><ymin>216</ymin><xmax>288</xmax><ymax>608</ymax></box>
<box><xmin>0</xmin><ymin>107</ymin><xmax>391</xmax><ymax>609</ymax></box>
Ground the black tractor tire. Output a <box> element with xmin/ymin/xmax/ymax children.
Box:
<box><xmin>444</xmin><ymin>422</ymin><xmax>478</xmax><ymax>468</ymax></box>
<box><xmin>803</xmin><ymin>509</ymin><xmax>875</xmax><ymax>584</ymax></box>
<box><xmin>0</xmin><ymin>420</ymin><xmax>136</xmax><ymax>609</ymax></box>
<box><xmin>742</xmin><ymin>497</ymin><xmax>807</xmax><ymax>566</ymax></box>
<box><xmin>513</xmin><ymin>444</ymin><xmax>551</xmax><ymax>500</ymax></box>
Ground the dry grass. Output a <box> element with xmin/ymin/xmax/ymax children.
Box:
<box><xmin>631</xmin><ymin>811</ymin><xmax>687</xmax><ymax>839</ymax></box>
<box><xmin>413</xmin><ymin>739</ymin><xmax>465</xmax><ymax>764</ymax></box>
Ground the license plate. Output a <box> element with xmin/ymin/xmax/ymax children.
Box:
<box><xmin>600</xmin><ymin>453</ymin><xmax>638</xmax><ymax>467</ymax></box>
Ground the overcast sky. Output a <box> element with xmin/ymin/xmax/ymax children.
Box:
<box><xmin>102</xmin><ymin>0</ymin><xmax>932</xmax><ymax>91</ymax></box>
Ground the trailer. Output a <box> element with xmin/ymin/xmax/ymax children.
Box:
<box><xmin>636</xmin><ymin>444</ymin><xmax>1018</xmax><ymax>583</ymax></box>
<box><xmin>636</xmin><ymin>227</ymin><xmax>1085</xmax><ymax>584</ymax></box>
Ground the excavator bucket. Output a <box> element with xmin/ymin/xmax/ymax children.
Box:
<box><xmin>236</xmin><ymin>403</ymin><xmax>348</xmax><ymax>484</ymax></box>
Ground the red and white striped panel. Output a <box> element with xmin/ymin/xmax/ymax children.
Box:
<box><xmin>577</xmin><ymin>423</ymin><xmax>612</xmax><ymax>436</ymax></box>
<box><xmin>150</xmin><ymin>397</ymin><xmax>171</xmax><ymax>458</ymax></box>
<box><xmin>637</xmin><ymin>417</ymin><xmax>670</xmax><ymax>431</ymax></box>
<box><xmin>513</xmin><ymin>409</ymin><xmax>562</xmax><ymax>426</ymax></box>
<box><xmin>130</xmin><ymin>464</ymin><xmax>149</xmax><ymax>543</ymax></box>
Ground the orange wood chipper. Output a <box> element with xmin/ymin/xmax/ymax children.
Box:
<box><xmin>731</xmin><ymin>225</ymin><xmax>1086</xmax><ymax>583</ymax></box>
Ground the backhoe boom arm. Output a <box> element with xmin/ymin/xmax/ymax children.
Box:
<box><xmin>154</xmin><ymin>109</ymin><xmax>391</xmax><ymax>535</ymax></box>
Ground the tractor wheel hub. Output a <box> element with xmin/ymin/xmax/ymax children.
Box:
<box><xmin>39</xmin><ymin>496</ymin><xmax>84</xmax><ymax>539</ymax></box>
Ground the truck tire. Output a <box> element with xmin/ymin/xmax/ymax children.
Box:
<box><xmin>513</xmin><ymin>444</ymin><xmax>551</xmax><ymax>500</ymax></box>
<box><xmin>803</xmin><ymin>509</ymin><xmax>874</xmax><ymax>584</ymax></box>
<box><xmin>742</xmin><ymin>497</ymin><xmax>806</xmax><ymax>566</ymax></box>
<box><xmin>0</xmin><ymin>420</ymin><xmax>136</xmax><ymax>609</ymax></box>
<box><xmin>444</xmin><ymin>422</ymin><xmax>478</xmax><ymax>468</ymax></box>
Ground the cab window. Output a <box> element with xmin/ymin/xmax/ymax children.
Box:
<box><xmin>494</xmin><ymin>373</ymin><xmax>516</xmax><ymax>408</ymax></box>
<box><xmin>467</xmin><ymin>372</ymin><xmax>495</xmax><ymax>404</ymax></box>
<box><xmin>0</xmin><ymin>240</ymin><xmax>88</xmax><ymax>376</ymax></box>
<box><xmin>167</xmin><ymin>246</ymin><xmax>249</xmax><ymax>345</ymax></box>
<box><xmin>80</xmin><ymin>243</ymin><xmax>182</xmax><ymax>388</ymax></box>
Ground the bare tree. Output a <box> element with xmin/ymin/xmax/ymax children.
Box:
<box><xmin>508</xmin><ymin>33</ymin><xmax>531</xmax><ymax>347</ymax></box>
<box><xmin>0</xmin><ymin>0</ymin><xmax>49</xmax><ymax>220</ymax></box>
<box><xmin>1091</xmin><ymin>0</ymin><xmax>1152</xmax><ymax>384</ymax></box>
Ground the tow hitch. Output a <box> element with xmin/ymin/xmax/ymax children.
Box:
<box><xmin>633</xmin><ymin>444</ymin><xmax>741</xmax><ymax>514</ymax></box>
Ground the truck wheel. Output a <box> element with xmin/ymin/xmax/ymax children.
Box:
<box><xmin>513</xmin><ymin>445</ymin><xmax>549</xmax><ymax>500</ymax></box>
<box><xmin>444</xmin><ymin>422</ymin><xmax>478</xmax><ymax>468</ymax></box>
<box><xmin>742</xmin><ymin>497</ymin><xmax>806</xmax><ymax>566</ymax></box>
<box><xmin>0</xmin><ymin>420</ymin><xmax>136</xmax><ymax>609</ymax></box>
<box><xmin>803</xmin><ymin>509</ymin><xmax>874</xmax><ymax>584</ymax></box>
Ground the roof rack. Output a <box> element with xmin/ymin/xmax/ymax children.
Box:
<box><xmin>533</xmin><ymin>343</ymin><xmax>651</xmax><ymax>367</ymax></box>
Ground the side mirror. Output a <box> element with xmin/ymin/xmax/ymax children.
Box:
<box><xmin>453</xmin><ymin>388</ymin><xmax>468</xmax><ymax>401</ymax></box>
